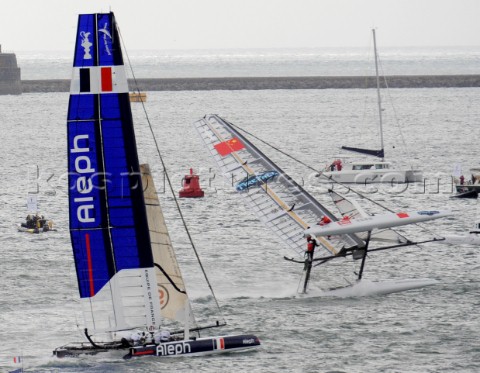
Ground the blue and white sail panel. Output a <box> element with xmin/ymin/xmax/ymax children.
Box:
<box><xmin>68</xmin><ymin>12</ymin><xmax>161</xmax><ymax>335</ymax></box>
<box><xmin>194</xmin><ymin>114</ymin><xmax>365</xmax><ymax>258</ymax></box>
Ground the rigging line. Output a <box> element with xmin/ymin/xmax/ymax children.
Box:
<box><xmin>118</xmin><ymin>30</ymin><xmax>226</xmax><ymax>323</ymax></box>
<box><xmin>229</xmin><ymin>122</ymin><xmax>446</xmax><ymax>239</ymax></box>
<box><xmin>378</xmin><ymin>57</ymin><xmax>413</xmax><ymax>164</ymax></box>
<box><xmin>227</xmin><ymin>121</ymin><xmax>397</xmax><ymax>212</ymax></box>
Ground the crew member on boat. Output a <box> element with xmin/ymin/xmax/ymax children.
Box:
<box><xmin>318</xmin><ymin>215</ymin><xmax>332</xmax><ymax>226</ymax></box>
<box><xmin>154</xmin><ymin>330</ymin><xmax>172</xmax><ymax>344</ymax></box>
<box><xmin>305</xmin><ymin>234</ymin><xmax>318</xmax><ymax>262</ymax></box>
<box><xmin>23</xmin><ymin>214</ymin><xmax>35</xmax><ymax>228</ymax></box>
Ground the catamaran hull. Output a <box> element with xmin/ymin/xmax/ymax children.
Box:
<box><xmin>442</xmin><ymin>234</ymin><xmax>480</xmax><ymax>245</ymax></box>
<box><xmin>126</xmin><ymin>334</ymin><xmax>260</xmax><ymax>358</ymax></box>
<box><xmin>315</xmin><ymin>278</ymin><xmax>438</xmax><ymax>298</ymax></box>
<box><xmin>323</xmin><ymin>170</ymin><xmax>423</xmax><ymax>184</ymax></box>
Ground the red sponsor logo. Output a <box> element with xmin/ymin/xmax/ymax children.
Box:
<box><xmin>397</xmin><ymin>212</ymin><xmax>409</xmax><ymax>218</ymax></box>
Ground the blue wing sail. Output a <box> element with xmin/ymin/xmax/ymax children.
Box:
<box><xmin>67</xmin><ymin>13</ymin><xmax>161</xmax><ymax>334</ymax></box>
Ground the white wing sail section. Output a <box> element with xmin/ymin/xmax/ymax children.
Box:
<box><xmin>306</xmin><ymin>210</ymin><xmax>451</xmax><ymax>237</ymax></box>
<box><xmin>194</xmin><ymin>114</ymin><xmax>365</xmax><ymax>258</ymax></box>
<box><xmin>141</xmin><ymin>164</ymin><xmax>195</xmax><ymax>325</ymax></box>
<box><xmin>329</xmin><ymin>189</ymin><xmax>409</xmax><ymax>244</ymax></box>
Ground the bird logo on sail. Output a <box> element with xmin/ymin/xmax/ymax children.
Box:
<box><xmin>80</xmin><ymin>31</ymin><xmax>92</xmax><ymax>60</ymax></box>
<box><xmin>98</xmin><ymin>23</ymin><xmax>112</xmax><ymax>56</ymax></box>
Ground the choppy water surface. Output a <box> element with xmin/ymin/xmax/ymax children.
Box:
<box><xmin>0</xmin><ymin>87</ymin><xmax>479</xmax><ymax>372</ymax></box>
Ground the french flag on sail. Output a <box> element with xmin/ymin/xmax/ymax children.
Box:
<box><xmin>71</xmin><ymin>65</ymin><xmax>128</xmax><ymax>94</ymax></box>
<box><xmin>80</xmin><ymin>67</ymin><xmax>113</xmax><ymax>92</ymax></box>
<box><xmin>13</xmin><ymin>356</ymin><xmax>22</xmax><ymax>363</ymax></box>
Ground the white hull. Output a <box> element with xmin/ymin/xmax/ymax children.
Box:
<box><xmin>442</xmin><ymin>234</ymin><xmax>480</xmax><ymax>245</ymax></box>
<box><xmin>313</xmin><ymin>278</ymin><xmax>438</xmax><ymax>298</ymax></box>
<box><xmin>323</xmin><ymin>169</ymin><xmax>423</xmax><ymax>184</ymax></box>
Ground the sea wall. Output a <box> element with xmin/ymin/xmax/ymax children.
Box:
<box><xmin>21</xmin><ymin>75</ymin><xmax>480</xmax><ymax>93</ymax></box>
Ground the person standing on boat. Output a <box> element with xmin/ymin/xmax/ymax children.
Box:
<box><xmin>460</xmin><ymin>175</ymin><xmax>465</xmax><ymax>185</ymax></box>
<box><xmin>305</xmin><ymin>234</ymin><xmax>318</xmax><ymax>261</ymax></box>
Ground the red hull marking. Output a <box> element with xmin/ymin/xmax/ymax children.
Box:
<box><xmin>220</xmin><ymin>338</ymin><xmax>225</xmax><ymax>349</ymax></box>
<box><xmin>101</xmin><ymin>67</ymin><xmax>113</xmax><ymax>92</ymax></box>
<box><xmin>397</xmin><ymin>212</ymin><xmax>409</xmax><ymax>218</ymax></box>
<box><xmin>133</xmin><ymin>350</ymin><xmax>155</xmax><ymax>356</ymax></box>
<box><xmin>85</xmin><ymin>233</ymin><xmax>95</xmax><ymax>297</ymax></box>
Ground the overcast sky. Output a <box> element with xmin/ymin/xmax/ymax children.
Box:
<box><xmin>1</xmin><ymin>0</ymin><xmax>479</xmax><ymax>51</ymax></box>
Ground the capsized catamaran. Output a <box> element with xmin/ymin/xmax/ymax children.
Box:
<box><xmin>323</xmin><ymin>29</ymin><xmax>422</xmax><ymax>184</ymax></box>
<box><xmin>193</xmin><ymin>114</ymin><xmax>450</xmax><ymax>295</ymax></box>
<box><xmin>54</xmin><ymin>12</ymin><xmax>260</xmax><ymax>359</ymax></box>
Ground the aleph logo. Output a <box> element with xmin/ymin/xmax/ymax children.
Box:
<box><xmin>157</xmin><ymin>341</ymin><xmax>192</xmax><ymax>356</ymax></box>
<box><xmin>71</xmin><ymin>134</ymin><xmax>96</xmax><ymax>223</ymax></box>
<box><xmin>98</xmin><ymin>23</ymin><xmax>112</xmax><ymax>56</ymax></box>
<box><xmin>80</xmin><ymin>31</ymin><xmax>92</xmax><ymax>59</ymax></box>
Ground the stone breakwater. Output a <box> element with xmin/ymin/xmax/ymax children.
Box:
<box><xmin>21</xmin><ymin>75</ymin><xmax>480</xmax><ymax>93</ymax></box>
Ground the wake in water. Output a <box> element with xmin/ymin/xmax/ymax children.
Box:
<box><xmin>305</xmin><ymin>278</ymin><xmax>439</xmax><ymax>298</ymax></box>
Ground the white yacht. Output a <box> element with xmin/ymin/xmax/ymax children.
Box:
<box><xmin>323</xmin><ymin>29</ymin><xmax>423</xmax><ymax>184</ymax></box>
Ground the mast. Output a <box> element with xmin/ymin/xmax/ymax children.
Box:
<box><xmin>372</xmin><ymin>28</ymin><xmax>385</xmax><ymax>162</ymax></box>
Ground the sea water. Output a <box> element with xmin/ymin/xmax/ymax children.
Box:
<box><xmin>16</xmin><ymin>46</ymin><xmax>480</xmax><ymax>79</ymax></box>
<box><xmin>0</xmin><ymin>51</ymin><xmax>480</xmax><ymax>372</ymax></box>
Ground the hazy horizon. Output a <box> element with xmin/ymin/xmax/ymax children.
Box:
<box><xmin>1</xmin><ymin>0</ymin><xmax>479</xmax><ymax>52</ymax></box>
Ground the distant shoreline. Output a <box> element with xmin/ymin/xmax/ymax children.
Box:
<box><xmin>21</xmin><ymin>75</ymin><xmax>480</xmax><ymax>92</ymax></box>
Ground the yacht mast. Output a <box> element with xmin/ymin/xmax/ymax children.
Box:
<box><xmin>372</xmin><ymin>29</ymin><xmax>385</xmax><ymax>162</ymax></box>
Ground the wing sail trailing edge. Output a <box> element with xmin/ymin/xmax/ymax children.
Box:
<box><xmin>193</xmin><ymin>114</ymin><xmax>365</xmax><ymax>258</ymax></box>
